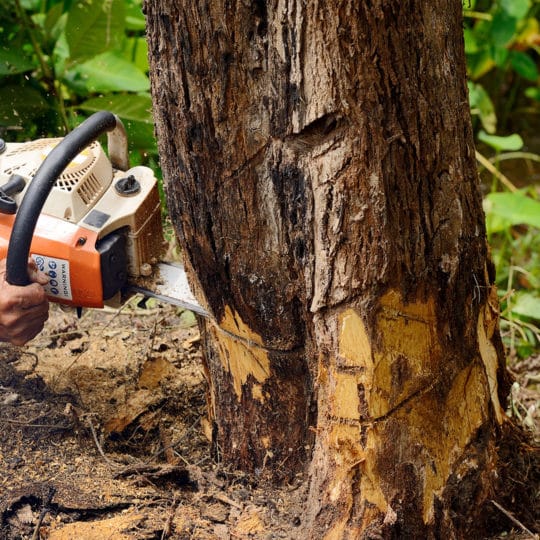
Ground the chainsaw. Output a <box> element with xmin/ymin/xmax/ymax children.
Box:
<box><xmin>0</xmin><ymin>111</ymin><xmax>207</xmax><ymax>316</ymax></box>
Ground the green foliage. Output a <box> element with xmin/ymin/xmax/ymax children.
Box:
<box><xmin>0</xmin><ymin>0</ymin><xmax>154</xmax><ymax>162</ymax></box>
<box><xmin>483</xmin><ymin>180</ymin><xmax>540</xmax><ymax>358</ymax></box>
<box><xmin>464</xmin><ymin>0</ymin><xmax>540</xmax><ymax>133</ymax></box>
<box><xmin>466</xmin><ymin>1</ymin><xmax>540</xmax><ymax>358</ymax></box>
<box><xmin>478</xmin><ymin>130</ymin><xmax>525</xmax><ymax>151</ymax></box>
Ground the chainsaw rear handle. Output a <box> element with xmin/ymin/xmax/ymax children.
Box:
<box><xmin>5</xmin><ymin>111</ymin><xmax>129</xmax><ymax>286</ymax></box>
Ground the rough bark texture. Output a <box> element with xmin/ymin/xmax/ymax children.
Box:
<box><xmin>144</xmin><ymin>1</ymin><xmax>510</xmax><ymax>536</ymax></box>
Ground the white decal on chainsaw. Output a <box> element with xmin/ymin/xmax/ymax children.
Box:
<box><xmin>32</xmin><ymin>254</ymin><xmax>72</xmax><ymax>301</ymax></box>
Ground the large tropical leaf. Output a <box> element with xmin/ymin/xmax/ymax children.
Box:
<box><xmin>65</xmin><ymin>51</ymin><xmax>149</xmax><ymax>93</ymax></box>
<box><xmin>484</xmin><ymin>191</ymin><xmax>540</xmax><ymax>233</ymax></box>
<box><xmin>0</xmin><ymin>85</ymin><xmax>48</xmax><ymax>127</ymax></box>
<box><xmin>65</xmin><ymin>0</ymin><xmax>124</xmax><ymax>65</ymax></box>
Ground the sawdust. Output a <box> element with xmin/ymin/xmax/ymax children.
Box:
<box><xmin>0</xmin><ymin>297</ymin><xmax>305</xmax><ymax>539</ymax></box>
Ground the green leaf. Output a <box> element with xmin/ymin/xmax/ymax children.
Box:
<box><xmin>490</xmin><ymin>11</ymin><xmax>518</xmax><ymax>47</ymax></box>
<box><xmin>122</xmin><ymin>36</ymin><xmax>149</xmax><ymax>73</ymax></box>
<box><xmin>179</xmin><ymin>310</ymin><xmax>197</xmax><ymax>328</ymax></box>
<box><xmin>464</xmin><ymin>28</ymin><xmax>480</xmax><ymax>54</ymax></box>
<box><xmin>500</xmin><ymin>0</ymin><xmax>530</xmax><ymax>20</ymax></box>
<box><xmin>65</xmin><ymin>0</ymin><xmax>125</xmax><ymax>65</ymax></box>
<box><xmin>492</xmin><ymin>45</ymin><xmax>509</xmax><ymax>67</ymax></box>
<box><xmin>20</xmin><ymin>0</ymin><xmax>40</xmax><ymax>9</ymax></box>
<box><xmin>468</xmin><ymin>83</ymin><xmax>497</xmax><ymax>133</ymax></box>
<box><xmin>0</xmin><ymin>47</ymin><xmax>37</xmax><ymax>75</ymax></box>
<box><xmin>478</xmin><ymin>130</ymin><xmax>523</xmax><ymax>151</ymax></box>
<box><xmin>79</xmin><ymin>94</ymin><xmax>155</xmax><ymax>152</ymax></box>
<box><xmin>466</xmin><ymin>50</ymin><xmax>496</xmax><ymax>81</ymax></box>
<box><xmin>525</xmin><ymin>87</ymin><xmax>540</xmax><ymax>101</ymax></box>
<box><xmin>79</xmin><ymin>93</ymin><xmax>152</xmax><ymax>123</ymax></box>
<box><xmin>510</xmin><ymin>51</ymin><xmax>539</xmax><ymax>81</ymax></box>
<box><xmin>65</xmin><ymin>51</ymin><xmax>149</xmax><ymax>93</ymax></box>
<box><xmin>483</xmin><ymin>192</ymin><xmax>540</xmax><ymax>231</ymax></box>
<box><xmin>0</xmin><ymin>85</ymin><xmax>48</xmax><ymax>127</ymax></box>
<box><xmin>511</xmin><ymin>293</ymin><xmax>540</xmax><ymax>320</ymax></box>
<box><xmin>44</xmin><ymin>4</ymin><xmax>67</xmax><ymax>44</ymax></box>
<box><xmin>125</xmin><ymin>2</ymin><xmax>146</xmax><ymax>31</ymax></box>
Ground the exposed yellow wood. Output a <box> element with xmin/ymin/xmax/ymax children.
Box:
<box><xmin>210</xmin><ymin>306</ymin><xmax>270</xmax><ymax>401</ymax></box>
<box><xmin>251</xmin><ymin>383</ymin><xmax>266</xmax><ymax>402</ymax></box>
<box><xmin>325</xmin><ymin>309</ymin><xmax>388</xmax><ymax>521</ymax></box>
<box><xmin>330</xmin><ymin>371</ymin><xmax>361</xmax><ymax>420</ymax></box>
<box><xmin>478</xmin><ymin>309</ymin><xmax>505</xmax><ymax>424</ymax></box>
<box><xmin>338</xmin><ymin>309</ymin><xmax>372</xmax><ymax>368</ymax></box>
<box><xmin>329</xmin><ymin>293</ymin><xmax>499</xmax><ymax>527</ymax></box>
<box><xmin>372</xmin><ymin>290</ymin><xmax>440</xmax><ymax>418</ymax></box>
<box><xmin>419</xmin><ymin>362</ymin><xmax>490</xmax><ymax>522</ymax></box>
<box><xmin>218</xmin><ymin>305</ymin><xmax>265</xmax><ymax>346</ymax></box>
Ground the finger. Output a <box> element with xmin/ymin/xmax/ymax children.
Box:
<box><xmin>1</xmin><ymin>306</ymin><xmax>49</xmax><ymax>345</ymax></box>
<box><xmin>27</xmin><ymin>259</ymin><xmax>49</xmax><ymax>286</ymax></box>
<box><xmin>18</xmin><ymin>286</ymin><xmax>48</xmax><ymax>310</ymax></box>
<box><xmin>12</xmin><ymin>301</ymin><xmax>48</xmax><ymax>328</ymax></box>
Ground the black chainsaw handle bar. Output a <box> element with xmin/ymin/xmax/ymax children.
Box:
<box><xmin>6</xmin><ymin>111</ymin><xmax>128</xmax><ymax>286</ymax></box>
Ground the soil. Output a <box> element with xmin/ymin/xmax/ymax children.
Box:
<box><xmin>0</xmin><ymin>298</ymin><xmax>538</xmax><ymax>539</ymax></box>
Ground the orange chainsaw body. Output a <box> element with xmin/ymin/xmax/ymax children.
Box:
<box><xmin>0</xmin><ymin>213</ymin><xmax>103</xmax><ymax>307</ymax></box>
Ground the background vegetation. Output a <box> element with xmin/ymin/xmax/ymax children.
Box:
<box><xmin>1</xmin><ymin>0</ymin><xmax>540</xmax><ymax>360</ymax></box>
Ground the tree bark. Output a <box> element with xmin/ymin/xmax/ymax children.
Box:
<box><xmin>144</xmin><ymin>0</ymin><xmax>511</xmax><ymax>536</ymax></box>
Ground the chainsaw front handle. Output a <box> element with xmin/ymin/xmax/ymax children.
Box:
<box><xmin>6</xmin><ymin>111</ymin><xmax>128</xmax><ymax>286</ymax></box>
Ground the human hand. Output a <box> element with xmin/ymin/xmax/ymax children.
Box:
<box><xmin>0</xmin><ymin>258</ymin><xmax>49</xmax><ymax>346</ymax></box>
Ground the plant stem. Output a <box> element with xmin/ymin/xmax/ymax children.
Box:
<box><xmin>14</xmin><ymin>0</ymin><xmax>69</xmax><ymax>133</ymax></box>
<box><xmin>475</xmin><ymin>150</ymin><xmax>518</xmax><ymax>192</ymax></box>
<box><xmin>14</xmin><ymin>0</ymin><xmax>52</xmax><ymax>81</ymax></box>
<box><xmin>463</xmin><ymin>10</ymin><xmax>492</xmax><ymax>21</ymax></box>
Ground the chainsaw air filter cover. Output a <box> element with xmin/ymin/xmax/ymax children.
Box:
<box><xmin>0</xmin><ymin>138</ymin><xmax>112</xmax><ymax>223</ymax></box>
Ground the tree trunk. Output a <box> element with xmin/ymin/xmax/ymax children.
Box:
<box><xmin>144</xmin><ymin>0</ymin><xmax>511</xmax><ymax>536</ymax></box>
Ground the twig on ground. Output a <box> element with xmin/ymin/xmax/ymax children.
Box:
<box><xmin>86</xmin><ymin>415</ymin><xmax>120</xmax><ymax>469</ymax></box>
<box><xmin>31</xmin><ymin>486</ymin><xmax>56</xmax><ymax>540</ymax></box>
<box><xmin>2</xmin><ymin>418</ymin><xmax>70</xmax><ymax>430</ymax></box>
<box><xmin>141</xmin><ymin>315</ymin><xmax>163</xmax><ymax>365</ymax></box>
<box><xmin>490</xmin><ymin>499</ymin><xmax>538</xmax><ymax>539</ymax></box>
<box><xmin>160</xmin><ymin>496</ymin><xmax>179</xmax><ymax>540</ymax></box>
<box><xmin>212</xmin><ymin>491</ymin><xmax>243</xmax><ymax>510</ymax></box>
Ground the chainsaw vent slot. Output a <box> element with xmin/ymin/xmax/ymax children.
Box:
<box><xmin>4</xmin><ymin>139</ymin><xmax>55</xmax><ymax>158</ymax></box>
<box><xmin>77</xmin><ymin>173</ymin><xmax>103</xmax><ymax>205</ymax></box>
<box><xmin>54</xmin><ymin>159</ymin><xmax>97</xmax><ymax>192</ymax></box>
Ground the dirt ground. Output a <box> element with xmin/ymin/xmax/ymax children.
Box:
<box><xmin>0</xmin><ymin>297</ymin><xmax>538</xmax><ymax>539</ymax></box>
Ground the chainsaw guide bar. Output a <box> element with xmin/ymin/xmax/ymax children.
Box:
<box><xmin>128</xmin><ymin>262</ymin><xmax>208</xmax><ymax>317</ymax></box>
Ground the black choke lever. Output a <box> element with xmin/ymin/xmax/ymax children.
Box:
<box><xmin>0</xmin><ymin>174</ymin><xmax>26</xmax><ymax>215</ymax></box>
